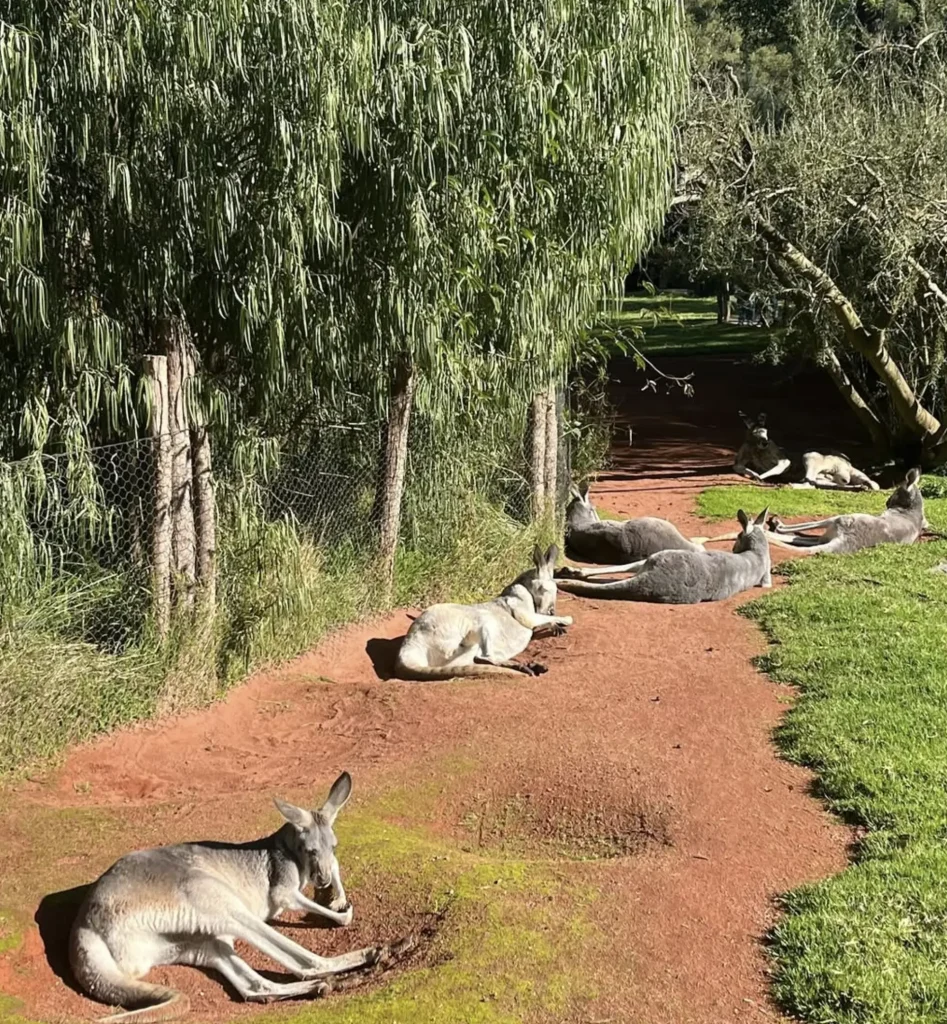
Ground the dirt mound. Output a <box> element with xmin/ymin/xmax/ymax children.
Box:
<box><xmin>456</xmin><ymin>759</ymin><xmax>673</xmax><ymax>860</ymax></box>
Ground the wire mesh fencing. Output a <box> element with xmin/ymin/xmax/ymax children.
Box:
<box><xmin>0</xmin><ymin>410</ymin><xmax>565</xmax><ymax>658</ymax></box>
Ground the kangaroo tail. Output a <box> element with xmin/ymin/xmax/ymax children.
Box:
<box><xmin>393</xmin><ymin>659</ymin><xmax>526</xmax><ymax>681</ymax></box>
<box><xmin>699</xmin><ymin>530</ymin><xmax>740</xmax><ymax>543</ymax></box>
<box><xmin>71</xmin><ymin>927</ymin><xmax>189</xmax><ymax>1023</ymax></box>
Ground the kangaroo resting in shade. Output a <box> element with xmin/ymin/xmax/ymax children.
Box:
<box><xmin>734</xmin><ymin>411</ymin><xmax>879</xmax><ymax>491</ymax></box>
<box><xmin>394</xmin><ymin>544</ymin><xmax>572</xmax><ymax>680</ymax></box>
<box><xmin>555</xmin><ymin>508</ymin><xmax>771</xmax><ymax>604</ymax></box>
<box><xmin>763</xmin><ymin>468</ymin><xmax>925</xmax><ymax>554</ymax></box>
<box><xmin>562</xmin><ymin>483</ymin><xmax>707</xmax><ymax>576</ymax></box>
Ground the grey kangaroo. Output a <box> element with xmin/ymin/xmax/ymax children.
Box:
<box><xmin>394</xmin><ymin>544</ymin><xmax>572</xmax><ymax>680</ymax></box>
<box><xmin>734</xmin><ymin>411</ymin><xmax>879</xmax><ymax>491</ymax></box>
<box><xmin>562</xmin><ymin>483</ymin><xmax>707</xmax><ymax>578</ymax></box>
<box><xmin>70</xmin><ymin>773</ymin><xmax>384</xmax><ymax>1020</ymax></box>
<box><xmin>555</xmin><ymin>508</ymin><xmax>772</xmax><ymax>604</ymax></box>
<box><xmin>763</xmin><ymin>468</ymin><xmax>925</xmax><ymax>554</ymax></box>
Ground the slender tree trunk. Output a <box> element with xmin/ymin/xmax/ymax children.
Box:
<box><xmin>543</xmin><ymin>381</ymin><xmax>558</xmax><ymax>514</ymax></box>
<box><xmin>758</xmin><ymin>219</ymin><xmax>942</xmax><ymax>440</ymax></box>
<box><xmin>143</xmin><ymin>355</ymin><xmax>172</xmax><ymax>639</ymax></box>
<box><xmin>529</xmin><ymin>391</ymin><xmax>547</xmax><ymax>519</ymax></box>
<box><xmin>716</xmin><ymin>281</ymin><xmax>732</xmax><ymax>324</ymax></box>
<box><xmin>189</xmin><ymin>340</ymin><xmax>216</xmax><ymax>618</ymax></box>
<box><xmin>164</xmin><ymin>319</ymin><xmax>197</xmax><ymax>609</ymax></box>
<box><xmin>822</xmin><ymin>348</ymin><xmax>889</xmax><ymax>450</ymax></box>
<box><xmin>377</xmin><ymin>356</ymin><xmax>415</xmax><ymax>595</ymax></box>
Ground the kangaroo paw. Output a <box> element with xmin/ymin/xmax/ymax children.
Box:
<box><xmin>523</xmin><ymin>662</ymin><xmax>548</xmax><ymax>676</ymax></box>
<box><xmin>554</xmin><ymin>565</ymin><xmax>585</xmax><ymax>579</ymax></box>
<box><xmin>767</xmin><ymin>515</ymin><xmax>784</xmax><ymax>531</ymax></box>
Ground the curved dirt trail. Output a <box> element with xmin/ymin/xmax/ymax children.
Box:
<box><xmin>0</xmin><ymin>353</ymin><xmax>855</xmax><ymax>1023</ymax></box>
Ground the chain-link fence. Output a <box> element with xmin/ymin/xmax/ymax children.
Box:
<box><xmin>0</xmin><ymin>397</ymin><xmax>580</xmax><ymax>773</ymax></box>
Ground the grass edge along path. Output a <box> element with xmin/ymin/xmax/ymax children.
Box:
<box><xmin>700</xmin><ymin>482</ymin><xmax>947</xmax><ymax>1024</ymax></box>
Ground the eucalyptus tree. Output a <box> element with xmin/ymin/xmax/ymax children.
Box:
<box><xmin>328</xmin><ymin>0</ymin><xmax>688</xmax><ymax>578</ymax></box>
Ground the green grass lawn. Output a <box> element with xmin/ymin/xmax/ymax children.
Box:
<box><xmin>605</xmin><ymin>292</ymin><xmax>777</xmax><ymax>357</ymax></box>
<box><xmin>699</xmin><ymin>481</ymin><xmax>947</xmax><ymax>1024</ymax></box>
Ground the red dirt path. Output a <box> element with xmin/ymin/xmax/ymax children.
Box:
<box><xmin>0</xmin><ymin>352</ymin><xmax>857</xmax><ymax>1024</ymax></box>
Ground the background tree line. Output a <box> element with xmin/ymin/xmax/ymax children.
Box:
<box><xmin>651</xmin><ymin>0</ymin><xmax>947</xmax><ymax>466</ymax></box>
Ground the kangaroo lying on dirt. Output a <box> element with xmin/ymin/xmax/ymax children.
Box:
<box><xmin>563</xmin><ymin>483</ymin><xmax>707</xmax><ymax>577</ymax></box>
<box><xmin>734</xmin><ymin>411</ymin><xmax>879</xmax><ymax>491</ymax></box>
<box><xmin>555</xmin><ymin>508</ymin><xmax>771</xmax><ymax>604</ymax></box>
<box><xmin>394</xmin><ymin>544</ymin><xmax>572</xmax><ymax>680</ymax></box>
<box><xmin>70</xmin><ymin>773</ymin><xmax>385</xmax><ymax>1020</ymax></box>
<box><xmin>762</xmin><ymin>468</ymin><xmax>925</xmax><ymax>554</ymax></box>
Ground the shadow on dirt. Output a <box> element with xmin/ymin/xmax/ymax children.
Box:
<box><xmin>365</xmin><ymin>636</ymin><xmax>405</xmax><ymax>680</ymax></box>
<box><xmin>35</xmin><ymin>883</ymin><xmax>90</xmax><ymax>995</ymax></box>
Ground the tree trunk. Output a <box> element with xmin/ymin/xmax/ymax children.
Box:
<box><xmin>377</xmin><ymin>356</ymin><xmax>415</xmax><ymax>595</ymax></box>
<box><xmin>716</xmin><ymin>281</ymin><xmax>732</xmax><ymax>324</ymax></box>
<box><xmin>189</xmin><ymin>342</ymin><xmax>216</xmax><ymax>618</ymax></box>
<box><xmin>143</xmin><ymin>355</ymin><xmax>172</xmax><ymax>639</ymax></box>
<box><xmin>529</xmin><ymin>391</ymin><xmax>547</xmax><ymax>519</ymax></box>
<box><xmin>822</xmin><ymin>348</ymin><xmax>889</xmax><ymax>451</ymax></box>
<box><xmin>543</xmin><ymin>381</ymin><xmax>558</xmax><ymax>514</ymax></box>
<box><xmin>164</xmin><ymin>319</ymin><xmax>197</xmax><ymax>609</ymax></box>
<box><xmin>758</xmin><ymin>219</ymin><xmax>942</xmax><ymax>440</ymax></box>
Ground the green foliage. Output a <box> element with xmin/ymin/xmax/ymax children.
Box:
<box><xmin>706</xmin><ymin>484</ymin><xmax>947</xmax><ymax>1022</ymax></box>
<box><xmin>614</xmin><ymin>292</ymin><xmax>775</xmax><ymax>355</ymax></box>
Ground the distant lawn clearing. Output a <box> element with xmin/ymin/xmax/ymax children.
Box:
<box><xmin>609</xmin><ymin>292</ymin><xmax>777</xmax><ymax>356</ymax></box>
<box><xmin>700</xmin><ymin>481</ymin><xmax>947</xmax><ymax>1024</ymax></box>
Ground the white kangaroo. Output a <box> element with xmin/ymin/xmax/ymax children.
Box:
<box><xmin>69</xmin><ymin>773</ymin><xmax>385</xmax><ymax>1020</ymax></box>
<box><xmin>394</xmin><ymin>544</ymin><xmax>572</xmax><ymax>680</ymax></box>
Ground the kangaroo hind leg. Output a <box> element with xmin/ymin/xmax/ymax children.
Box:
<box><xmin>187</xmin><ymin>938</ymin><xmax>329</xmax><ymax>1002</ymax></box>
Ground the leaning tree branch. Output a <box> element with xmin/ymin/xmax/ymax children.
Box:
<box><xmin>756</xmin><ymin>218</ymin><xmax>942</xmax><ymax>440</ymax></box>
<box><xmin>767</xmin><ymin>259</ymin><xmax>888</xmax><ymax>448</ymax></box>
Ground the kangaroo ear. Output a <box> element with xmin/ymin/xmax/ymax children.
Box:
<box><xmin>739</xmin><ymin>409</ymin><xmax>753</xmax><ymax>427</ymax></box>
<box><xmin>532</xmin><ymin>544</ymin><xmax>544</xmax><ymax>569</ymax></box>
<box><xmin>275</xmin><ymin>798</ymin><xmax>314</xmax><ymax>831</ymax></box>
<box><xmin>906</xmin><ymin>467</ymin><xmax>921</xmax><ymax>486</ymax></box>
<box><xmin>757</xmin><ymin>413</ymin><xmax>767</xmax><ymax>426</ymax></box>
<box><xmin>754</xmin><ymin>507</ymin><xmax>769</xmax><ymax>526</ymax></box>
<box><xmin>321</xmin><ymin>772</ymin><xmax>352</xmax><ymax>824</ymax></box>
<box><xmin>579</xmin><ymin>481</ymin><xmax>591</xmax><ymax>500</ymax></box>
<box><xmin>737</xmin><ymin>509</ymin><xmax>749</xmax><ymax>531</ymax></box>
<box><xmin>544</xmin><ymin>543</ymin><xmax>559</xmax><ymax>569</ymax></box>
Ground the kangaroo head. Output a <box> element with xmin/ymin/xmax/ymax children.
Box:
<box><xmin>274</xmin><ymin>771</ymin><xmax>352</xmax><ymax>890</ymax></box>
<box><xmin>739</xmin><ymin>410</ymin><xmax>769</xmax><ymax>447</ymax></box>
<box><xmin>732</xmin><ymin>507</ymin><xmax>769</xmax><ymax>553</ymax></box>
<box><xmin>886</xmin><ymin>467</ymin><xmax>924</xmax><ymax>517</ymax></box>
<box><xmin>565</xmin><ymin>482</ymin><xmax>598</xmax><ymax>529</ymax></box>
<box><xmin>506</xmin><ymin>543</ymin><xmax>559</xmax><ymax>615</ymax></box>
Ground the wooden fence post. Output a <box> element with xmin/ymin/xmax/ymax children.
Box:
<box><xmin>143</xmin><ymin>355</ymin><xmax>172</xmax><ymax>638</ymax></box>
